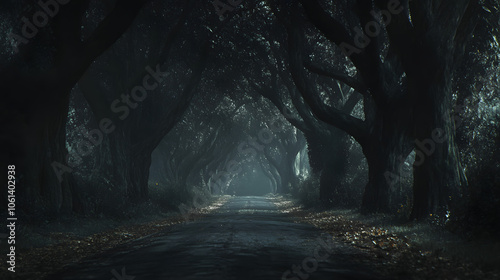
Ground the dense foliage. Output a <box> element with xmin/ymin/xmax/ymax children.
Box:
<box><xmin>0</xmin><ymin>0</ymin><xmax>498</xmax><ymax>237</ymax></box>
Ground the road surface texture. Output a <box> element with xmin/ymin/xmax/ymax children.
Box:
<box><xmin>48</xmin><ymin>196</ymin><xmax>388</xmax><ymax>280</ymax></box>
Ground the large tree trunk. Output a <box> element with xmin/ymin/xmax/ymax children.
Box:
<box><xmin>391</xmin><ymin>0</ymin><xmax>476</xmax><ymax>220</ymax></box>
<box><xmin>25</xmin><ymin>111</ymin><xmax>69</xmax><ymax>215</ymax></box>
<box><xmin>103</xmin><ymin>131</ymin><xmax>152</xmax><ymax>203</ymax></box>
<box><xmin>361</xmin><ymin>142</ymin><xmax>393</xmax><ymax>213</ymax></box>
<box><xmin>304</xmin><ymin>127</ymin><xmax>350</xmax><ymax>208</ymax></box>
<box><xmin>128</xmin><ymin>152</ymin><xmax>152</xmax><ymax>201</ymax></box>
<box><xmin>310</xmin><ymin>131</ymin><xmax>350</xmax><ymax>207</ymax></box>
<box><xmin>409</xmin><ymin>59</ymin><xmax>464</xmax><ymax>220</ymax></box>
<box><xmin>278</xmin><ymin>167</ymin><xmax>291</xmax><ymax>194</ymax></box>
<box><xmin>7</xmin><ymin>81</ymin><xmax>82</xmax><ymax>217</ymax></box>
<box><xmin>304</xmin><ymin>132</ymin><xmax>324</xmax><ymax>175</ymax></box>
<box><xmin>360</xmin><ymin>106</ymin><xmax>412</xmax><ymax>214</ymax></box>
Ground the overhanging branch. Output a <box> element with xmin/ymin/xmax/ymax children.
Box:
<box><xmin>304</xmin><ymin>62</ymin><xmax>369</xmax><ymax>96</ymax></box>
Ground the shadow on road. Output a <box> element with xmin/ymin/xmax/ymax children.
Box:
<box><xmin>49</xmin><ymin>196</ymin><xmax>388</xmax><ymax>280</ymax></box>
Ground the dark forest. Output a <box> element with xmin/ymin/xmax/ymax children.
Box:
<box><xmin>0</xmin><ymin>0</ymin><xmax>499</xmax><ymax>279</ymax></box>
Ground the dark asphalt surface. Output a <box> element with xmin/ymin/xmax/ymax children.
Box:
<box><xmin>49</xmin><ymin>196</ymin><xmax>387</xmax><ymax>280</ymax></box>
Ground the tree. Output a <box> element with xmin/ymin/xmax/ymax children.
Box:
<box><xmin>0</xmin><ymin>0</ymin><xmax>154</xmax><ymax>215</ymax></box>
<box><xmin>273</xmin><ymin>0</ymin><xmax>487</xmax><ymax>217</ymax></box>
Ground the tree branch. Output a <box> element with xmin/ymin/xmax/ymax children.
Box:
<box><xmin>304</xmin><ymin>62</ymin><xmax>369</xmax><ymax>96</ymax></box>
<box><xmin>286</xmin><ymin>14</ymin><xmax>368</xmax><ymax>142</ymax></box>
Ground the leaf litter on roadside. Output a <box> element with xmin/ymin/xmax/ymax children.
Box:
<box><xmin>273</xmin><ymin>196</ymin><xmax>499</xmax><ymax>280</ymax></box>
<box><xmin>0</xmin><ymin>196</ymin><xmax>230</xmax><ymax>280</ymax></box>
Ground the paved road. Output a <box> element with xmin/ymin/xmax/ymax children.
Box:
<box><xmin>49</xmin><ymin>196</ymin><xmax>387</xmax><ymax>280</ymax></box>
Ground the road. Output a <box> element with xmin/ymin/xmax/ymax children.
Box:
<box><xmin>49</xmin><ymin>196</ymin><xmax>387</xmax><ymax>280</ymax></box>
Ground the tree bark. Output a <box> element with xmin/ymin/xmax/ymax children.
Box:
<box><xmin>128</xmin><ymin>152</ymin><xmax>152</xmax><ymax>201</ymax></box>
<box><xmin>408</xmin><ymin>61</ymin><xmax>464</xmax><ymax>219</ymax></box>
<box><xmin>319</xmin><ymin>131</ymin><xmax>350</xmax><ymax>207</ymax></box>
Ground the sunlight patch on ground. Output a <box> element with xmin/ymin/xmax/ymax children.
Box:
<box><xmin>236</xmin><ymin>209</ymin><xmax>276</xmax><ymax>214</ymax></box>
<box><xmin>198</xmin><ymin>195</ymin><xmax>231</xmax><ymax>214</ymax></box>
<box><xmin>267</xmin><ymin>194</ymin><xmax>302</xmax><ymax>214</ymax></box>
